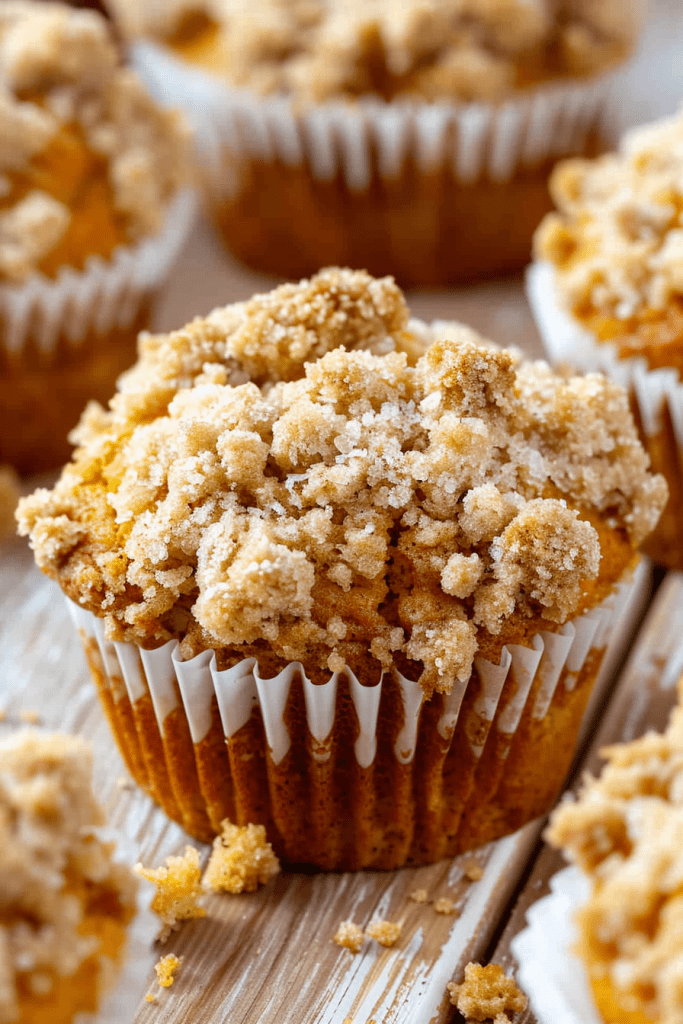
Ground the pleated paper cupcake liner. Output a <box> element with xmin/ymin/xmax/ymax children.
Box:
<box><xmin>66</xmin><ymin>563</ymin><xmax>639</xmax><ymax>870</ymax></box>
<box><xmin>128</xmin><ymin>40</ymin><xmax>618</xmax><ymax>283</ymax></box>
<box><xmin>510</xmin><ymin>866</ymin><xmax>601</xmax><ymax>1024</ymax></box>
<box><xmin>528</xmin><ymin>261</ymin><xmax>683</xmax><ymax>570</ymax></box>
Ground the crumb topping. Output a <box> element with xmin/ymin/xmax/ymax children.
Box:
<box><xmin>154</xmin><ymin>953</ymin><xmax>182</xmax><ymax>988</ymax></box>
<box><xmin>447</xmin><ymin>962</ymin><xmax>528</xmax><ymax>1023</ymax></box>
<box><xmin>0</xmin><ymin>730</ymin><xmax>137</xmax><ymax>1024</ymax></box>
<box><xmin>0</xmin><ymin>1</ymin><xmax>189</xmax><ymax>283</ymax></box>
<box><xmin>546</xmin><ymin>680</ymin><xmax>683</xmax><ymax>1024</ymax></box>
<box><xmin>536</xmin><ymin>108</ymin><xmax>683</xmax><ymax>333</ymax></box>
<box><xmin>409</xmin><ymin>888</ymin><xmax>428</xmax><ymax>904</ymax></box>
<box><xmin>434</xmin><ymin>897</ymin><xmax>459</xmax><ymax>915</ymax></box>
<box><xmin>366</xmin><ymin>919</ymin><xmax>401</xmax><ymax>947</ymax></box>
<box><xmin>17</xmin><ymin>269</ymin><xmax>665</xmax><ymax>695</ymax></box>
<box><xmin>135</xmin><ymin>846</ymin><xmax>206</xmax><ymax>942</ymax></box>
<box><xmin>0</xmin><ymin>466</ymin><xmax>20</xmax><ymax>541</ymax></box>
<box><xmin>203</xmin><ymin>821</ymin><xmax>280</xmax><ymax>894</ymax></box>
<box><xmin>333</xmin><ymin>920</ymin><xmax>364</xmax><ymax>954</ymax></box>
<box><xmin>110</xmin><ymin>0</ymin><xmax>640</xmax><ymax>102</ymax></box>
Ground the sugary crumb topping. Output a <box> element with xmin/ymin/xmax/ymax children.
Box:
<box><xmin>135</xmin><ymin>846</ymin><xmax>206</xmax><ymax>942</ymax></box>
<box><xmin>546</xmin><ymin>679</ymin><xmax>683</xmax><ymax>1024</ymax></box>
<box><xmin>409</xmin><ymin>888</ymin><xmax>428</xmax><ymax>904</ymax></box>
<box><xmin>202</xmin><ymin>821</ymin><xmax>280</xmax><ymax>894</ymax></box>
<box><xmin>333</xmin><ymin>920</ymin><xmax>364</xmax><ymax>954</ymax></box>
<box><xmin>536</xmin><ymin>108</ymin><xmax>683</xmax><ymax>328</ymax></box>
<box><xmin>0</xmin><ymin>466</ymin><xmax>20</xmax><ymax>541</ymax></box>
<box><xmin>463</xmin><ymin>857</ymin><xmax>484</xmax><ymax>881</ymax></box>
<box><xmin>154</xmin><ymin>953</ymin><xmax>182</xmax><ymax>988</ymax></box>
<box><xmin>447</xmin><ymin>962</ymin><xmax>528</xmax><ymax>1023</ymax></box>
<box><xmin>0</xmin><ymin>1</ymin><xmax>189</xmax><ymax>282</ymax></box>
<box><xmin>110</xmin><ymin>0</ymin><xmax>641</xmax><ymax>102</ymax></box>
<box><xmin>434</xmin><ymin>897</ymin><xmax>459</xmax><ymax>915</ymax></box>
<box><xmin>17</xmin><ymin>268</ymin><xmax>666</xmax><ymax>695</ymax></box>
<box><xmin>366</xmin><ymin>919</ymin><xmax>402</xmax><ymax>947</ymax></box>
<box><xmin>0</xmin><ymin>730</ymin><xmax>137</xmax><ymax>1024</ymax></box>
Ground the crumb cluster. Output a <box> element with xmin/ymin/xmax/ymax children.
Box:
<box><xmin>447</xmin><ymin>962</ymin><xmax>527</xmax><ymax>1023</ymax></box>
<box><xmin>0</xmin><ymin>730</ymin><xmax>137</xmax><ymax>1024</ymax></box>
<box><xmin>547</xmin><ymin>679</ymin><xmax>683</xmax><ymax>1024</ymax></box>
<box><xmin>110</xmin><ymin>0</ymin><xmax>640</xmax><ymax>102</ymax></box>
<box><xmin>154</xmin><ymin>953</ymin><xmax>182</xmax><ymax>989</ymax></box>
<box><xmin>536</xmin><ymin>107</ymin><xmax>683</xmax><ymax>330</ymax></box>
<box><xmin>203</xmin><ymin>821</ymin><xmax>280</xmax><ymax>894</ymax></box>
<box><xmin>135</xmin><ymin>846</ymin><xmax>206</xmax><ymax>942</ymax></box>
<box><xmin>18</xmin><ymin>269</ymin><xmax>665</xmax><ymax>695</ymax></box>
<box><xmin>333</xmin><ymin>917</ymin><xmax>402</xmax><ymax>953</ymax></box>
<box><xmin>0</xmin><ymin>1</ymin><xmax>189</xmax><ymax>282</ymax></box>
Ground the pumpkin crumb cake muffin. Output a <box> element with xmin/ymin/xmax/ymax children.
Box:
<box><xmin>531</xmin><ymin>107</ymin><xmax>683</xmax><ymax>571</ymax></box>
<box><xmin>109</xmin><ymin>0</ymin><xmax>642</xmax><ymax>284</ymax></box>
<box><xmin>546</xmin><ymin>681</ymin><xmax>683</xmax><ymax>1024</ymax></box>
<box><xmin>0</xmin><ymin>729</ymin><xmax>138</xmax><ymax>1024</ymax></box>
<box><xmin>0</xmin><ymin>0</ymin><xmax>193</xmax><ymax>474</ymax></box>
<box><xmin>18</xmin><ymin>268</ymin><xmax>666</xmax><ymax>870</ymax></box>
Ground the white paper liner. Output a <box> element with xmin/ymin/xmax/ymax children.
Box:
<box><xmin>527</xmin><ymin>260</ymin><xmax>683</xmax><ymax>445</ymax></box>
<box><xmin>0</xmin><ymin>187</ymin><xmax>197</xmax><ymax>358</ymax></box>
<box><xmin>68</xmin><ymin>567</ymin><xmax>634</xmax><ymax>771</ymax></box>
<box><xmin>511</xmin><ymin>866</ymin><xmax>602</xmax><ymax>1024</ymax></box>
<box><xmin>129</xmin><ymin>40</ymin><xmax>618</xmax><ymax>202</ymax></box>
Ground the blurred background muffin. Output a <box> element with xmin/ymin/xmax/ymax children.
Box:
<box><xmin>529</xmin><ymin>106</ymin><xmax>683</xmax><ymax>571</ymax></box>
<box><xmin>0</xmin><ymin>1</ymin><xmax>195</xmax><ymax>475</ymax></box>
<box><xmin>106</xmin><ymin>0</ymin><xmax>643</xmax><ymax>286</ymax></box>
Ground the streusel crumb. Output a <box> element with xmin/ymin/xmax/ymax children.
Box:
<box><xmin>333</xmin><ymin>920</ymin><xmax>364</xmax><ymax>954</ymax></box>
<box><xmin>17</xmin><ymin>268</ymin><xmax>666</xmax><ymax>695</ymax></box>
<box><xmin>409</xmin><ymin>888</ymin><xmax>428</xmax><ymax>904</ymax></box>
<box><xmin>0</xmin><ymin>730</ymin><xmax>137</xmax><ymax>1024</ymax></box>
<box><xmin>434</xmin><ymin>897</ymin><xmax>458</xmax><ymax>915</ymax></box>
<box><xmin>546</xmin><ymin>678</ymin><xmax>683</xmax><ymax>1024</ymax></box>
<box><xmin>135</xmin><ymin>846</ymin><xmax>206</xmax><ymax>942</ymax></box>
<box><xmin>0</xmin><ymin>1</ymin><xmax>189</xmax><ymax>282</ymax></box>
<box><xmin>447</xmin><ymin>962</ymin><xmax>527</xmax><ymax>1023</ymax></box>
<box><xmin>154</xmin><ymin>953</ymin><xmax>182</xmax><ymax>988</ymax></box>
<box><xmin>109</xmin><ymin>0</ymin><xmax>641</xmax><ymax>102</ymax></box>
<box><xmin>202</xmin><ymin>821</ymin><xmax>280</xmax><ymax>894</ymax></box>
<box><xmin>366</xmin><ymin>919</ymin><xmax>402</xmax><ymax>948</ymax></box>
<box><xmin>463</xmin><ymin>858</ymin><xmax>484</xmax><ymax>882</ymax></box>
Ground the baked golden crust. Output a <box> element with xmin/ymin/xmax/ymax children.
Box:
<box><xmin>0</xmin><ymin>1</ymin><xmax>190</xmax><ymax>282</ymax></box>
<box><xmin>108</xmin><ymin>0</ymin><xmax>641</xmax><ymax>102</ymax></box>
<box><xmin>17</xmin><ymin>268</ymin><xmax>666</xmax><ymax>694</ymax></box>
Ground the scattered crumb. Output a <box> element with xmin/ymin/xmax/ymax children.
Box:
<box><xmin>409</xmin><ymin>888</ymin><xmax>428</xmax><ymax>904</ymax></box>
<box><xmin>202</xmin><ymin>821</ymin><xmax>280</xmax><ymax>894</ymax></box>
<box><xmin>463</xmin><ymin>858</ymin><xmax>484</xmax><ymax>882</ymax></box>
<box><xmin>333</xmin><ymin>921</ymin><xmax>364</xmax><ymax>954</ymax></box>
<box><xmin>18</xmin><ymin>710</ymin><xmax>40</xmax><ymax>725</ymax></box>
<box><xmin>447</xmin><ymin>962</ymin><xmax>527</xmax><ymax>1023</ymax></box>
<box><xmin>135</xmin><ymin>846</ymin><xmax>206</xmax><ymax>942</ymax></box>
<box><xmin>155</xmin><ymin>953</ymin><xmax>182</xmax><ymax>988</ymax></box>
<box><xmin>0</xmin><ymin>466</ymin><xmax>20</xmax><ymax>540</ymax></box>
<box><xmin>366</xmin><ymin>919</ymin><xmax>402</xmax><ymax>948</ymax></box>
<box><xmin>145</xmin><ymin>993</ymin><xmax>157</xmax><ymax>1004</ymax></box>
<box><xmin>434</xmin><ymin>898</ymin><xmax>459</xmax><ymax>915</ymax></box>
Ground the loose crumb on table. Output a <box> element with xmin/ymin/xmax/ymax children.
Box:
<box><xmin>135</xmin><ymin>846</ymin><xmax>206</xmax><ymax>942</ymax></box>
<box><xmin>366</xmin><ymin>919</ymin><xmax>402</xmax><ymax>948</ymax></box>
<box><xmin>447</xmin><ymin>962</ymin><xmax>527</xmax><ymax>1023</ymax></box>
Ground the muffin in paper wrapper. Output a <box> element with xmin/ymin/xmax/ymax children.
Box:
<box><xmin>129</xmin><ymin>39</ymin><xmax>619</xmax><ymax>285</ymax></box>
<box><xmin>68</xmin><ymin>565</ymin><xmax>637</xmax><ymax>871</ymax></box>
<box><xmin>0</xmin><ymin>188</ymin><xmax>197</xmax><ymax>474</ymax></box>
<box><xmin>527</xmin><ymin>261</ymin><xmax>683</xmax><ymax>571</ymax></box>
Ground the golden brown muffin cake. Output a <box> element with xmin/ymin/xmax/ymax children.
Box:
<box><xmin>0</xmin><ymin>729</ymin><xmax>138</xmax><ymax>1024</ymax></box>
<box><xmin>109</xmin><ymin>0</ymin><xmax>641</xmax><ymax>285</ymax></box>
<box><xmin>547</xmin><ymin>681</ymin><xmax>683</xmax><ymax>1024</ymax></box>
<box><xmin>18</xmin><ymin>268</ymin><xmax>666</xmax><ymax>869</ymax></box>
<box><xmin>0</xmin><ymin>1</ymin><xmax>192</xmax><ymax>474</ymax></box>
<box><xmin>533</xmin><ymin>107</ymin><xmax>683</xmax><ymax>571</ymax></box>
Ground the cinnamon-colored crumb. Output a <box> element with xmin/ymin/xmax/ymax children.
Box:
<box><xmin>447</xmin><ymin>962</ymin><xmax>527</xmax><ymax>1023</ymax></box>
<box><xmin>202</xmin><ymin>821</ymin><xmax>280</xmax><ymax>894</ymax></box>
<box><xmin>0</xmin><ymin>465</ymin><xmax>19</xmax><ymax>540</ymax></box>
<box><xmin>434</xmin><ymin>897</ymin><xmax>458</xmax><ymax>915</ymax></box>
<box><xmin>366</xmin><ymin>919</ymin><xmax>402</xmax><ymax>948</ymax></box>
<box><xmin>333</xmin><ymin>921</ymin><xmax>364</xmax><ymax>954</ymax></box>
<box><xmin>409</xmin><ymin>888</ymin><xmax>428</xmax><ymax>904</ymax></box>
<box><xmin>135</xmin><ymin>846</ymin><xmax>206</xmax><ymax>942</ymax></box>
<box><xmin>463</xmin><ymin>858</ymin><xmax>484</xmax><ymax>881</ymax></box>
<box><xmin>154</xmin><ymin>953</ymin><xmax>182</xmax><ymax>988</ymax></box>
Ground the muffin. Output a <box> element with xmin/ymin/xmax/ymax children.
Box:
<box><xmin>0</xmin><ymin>729</ymin><xmax>138</xmax><ymax>1024</ymax></box>
<box><xmin>0</xmin><ymin>0</ymin><xmax>195</xmax><ymax>475</ymax></box>
<box><xmin>17</xmin><ymin>268</ymin><xmax>666</xmax><ymax>870</ymax></box>
<box><xmin>107</xmin><ymin>0</ymin><xmax>641</xmax><ymax>285</ymax></box>
<box><xmin>543</xmin><ymin>679</ymin><xmax>683</xmax><ymax>1024</ymax></box>
<box><xmin>530</xmin><ymin>107</ymin><xmax>683</xmax><ymax>571</ymax></box>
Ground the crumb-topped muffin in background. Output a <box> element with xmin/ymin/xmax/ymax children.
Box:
<box><xmin>18</xmin><ymin>268</ymin><xmax>666</xmax><ymax>870</ymax></box>
<box><xmin>545</xmin><ymin>679</ymin><xmax>683</xmax><ymax>1024</ymax></box>
<box><xmin>530</xmin><ymin>106</ymin><xmax>683</xmax><ymax>571</ymax></box>
<box><xmin>0</xmin><ymin>729</ymin><xmax>138</xmax><ymax>1024</ymax></box>
<box><xmin>107</xmin><ymin>0</ymin><xmax>642</xmax><ymax>286</ymax></box>
<box><xmin>0</xmin><ymin>0</ymin><xmax>195</xmax><ymax>475</ymax></box>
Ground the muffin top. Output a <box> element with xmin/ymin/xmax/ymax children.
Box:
<box><xmin>536</xmin><ymin>109</ymin><xmax>683</xmax><ymax>333</ymax></box>
<box><xmin>547</xmin><ymin>682</ymin><xmax>683</xmax><ymax>1024</ymax></box>
<box><xmin>18</xmin><ymin>269</ymin><xmax>665</xmax><ymax>694</ymax></box>
<box><xmin>109</xmin><ymin>0</ymin><xmax>641</xmax><ymax>102</ymax></box>
<box><xmin>0</xmin><ymin>730</ymin><xmax>137</xmax><ymax>1024</ymax></box>
<box><xmin>0</xmin><ymin>1</ymin><xmax>190</xmax><ymax>284</ymax></box>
